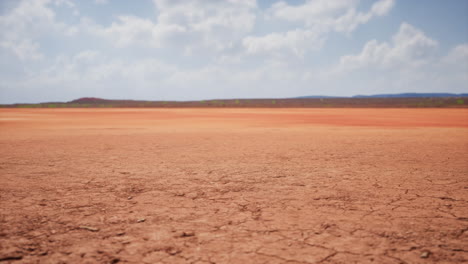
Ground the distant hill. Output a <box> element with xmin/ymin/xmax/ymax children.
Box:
<box><xmin>70</xmin><ymin>97</ymin><xmax>110</xmax><ymax>104</ymax></box>
<box><xmin>298</xmin><ymin>93</ymin><xmax>468</xmax><ymax>99</ymax></box>
<box><xmin>352</xmin><ymin>93</ymin><xmax>468</xmax><ymax>98</ymax></box>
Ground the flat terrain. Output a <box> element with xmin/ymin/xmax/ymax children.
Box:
<box><xmin>0</xmin><ymin>108</ymin><xmax>467</xmax><ymax>264</ymax></box>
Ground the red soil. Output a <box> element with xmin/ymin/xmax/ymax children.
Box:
<box><xmin>0</xmin><ymin>108</ymin><xmax>467</xmax><ymax>263</ymax></box>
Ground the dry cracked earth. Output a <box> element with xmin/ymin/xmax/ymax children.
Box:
<box><xmin>0</xmin><ymin>108</ymin><xmax>467</xmax><ymax>264</ymax></box>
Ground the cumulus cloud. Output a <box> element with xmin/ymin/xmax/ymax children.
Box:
<box><xmin>154</xmin><ymin>0</ymin><xmax>257</xmax><ymax>52</ymax></box>
<box><xmin>444</xmin><ymin>44</ymin><xmax>468</xmax><ymax>65</ymax></box>
<box><xmin>441</xmin><ymin>44</ymin><xmax>468</xmax><ymax>83</ymax></box>
<box><xmin>319</xmin><ymin>23</ymin><xmax>467</xmax><ymax>95</ymax></box>
<box><xmin>243</xmin><ymin>29</ymin><xmax>324</xmax><ymax>57</ymax></box>
<box><xmin>0</xmin><ymin>0</ymin><xmax>77</xmax><ymax>60</ymax></box>
<box><xmin>243</xmin><ymin>0</ymin><xmax>395</xmax><ymax>56</ymax></box>
<box><xmin>267</xmin><ymin>0</ymin><xmax>356</xmax><ymax>24</ymax></box>
<box><xmin>267</xmin><ymin>0</ymin><xmax>394</xmax><ymax>31</ymax></box>
<box><xmin>96</xmin><ymin>16</ymin><xmax>186</xmax><ymax>48</ymax></box>
<box><xmin>154</xmin><ymin>0</ymin><xmax>256</xmax><ymax>33</ymax></box>
<box><xmin>92</xmin><ymin>0</ymin><xmax>256</xmax><ymax>53</ymax></box>
<box><xmin>338</xmin><ymin>23</ymin><xmax>438</xmax><ymax>71</ymax></box>
<box><xmin>334</xmin><ymin>0</ymin><xmax>395</xmax><ymax>33</ymax></box>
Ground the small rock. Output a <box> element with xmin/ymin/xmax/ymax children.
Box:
<box><xmin>127</xmin><ymin>196</ymin><xmax>133</xmax><ymax>200</ymax></box>
<box><xmin>165</xmin><ymin>247</ymin><xmax>180</xmax><ymax>255</ymax></box>
<box><xmin>174</xmin><ymin>192</ymin><xmax>185</xmax><ymax>197</ymax></box>
<box><xmin>79</xmin><ymin>226</ymin><xmax>99</xmax><ymax>232</ymax></box>
<box><xmin>181</xmin><ymin>231</ymin><xmax>195</xmax><ymax>237</ymax></box>
<box><xmin>25</xmin><ymin>246</ymin><xmax>37</xmax><ymax>252</ymax></box>
<box><xmin>420</xmin><ymin>251</ymin><xmax>431</xmax><ymax>258</ymax></box>
<box><xmin>116</xmin><ymin>232</ymin><xmax>126</xmax><ymax>236</ymax></box>
<box><xmin>29</xmin><ymin>230</ymin><xmax>44</xmax><ymax>237</ymax></box>
<box><xmin>137</xmin><ymin>218</ymin><xmax>146</xmax><ymax>223</ymax></box>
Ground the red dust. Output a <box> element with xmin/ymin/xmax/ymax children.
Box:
<box><xmin>0</xmin><ymin>108</ymin><xmax>467</xmax><ymax>263</ymax></box>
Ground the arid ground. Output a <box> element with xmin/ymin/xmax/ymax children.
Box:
<box><xmin>0</xmin><ymin>108</ymin><xmax>467</xmax><ymax>264</ymax></box>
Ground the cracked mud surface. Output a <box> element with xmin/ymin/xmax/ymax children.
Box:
<box><xmin>0</xmin><ymin>108</ymin><xmax>467</xmax><ymax>264</ymax></box>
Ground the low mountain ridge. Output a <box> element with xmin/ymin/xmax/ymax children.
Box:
<box><xmin>298</xmin><ymin>93</ymin><xmax>468</xmax><ymax>99</ymax></box>
<box><xmin>2</xmin><ymin>93</ymin><xmax>467</xmax><ymax>108</ymax></box>
<box><xmin>352</xmin><ymin>93</ymin><xmax>468</xmax><ymax>98</ymax></box>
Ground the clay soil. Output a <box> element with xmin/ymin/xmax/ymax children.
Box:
<box><xmin>0</xmin><ymin>108</ymin><xmax>467</xmax><ymax>264</ymax></box>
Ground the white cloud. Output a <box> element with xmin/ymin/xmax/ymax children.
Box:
<box><xmin>443</xmin><ymin>44</ymin><xmax>468</xmax><ymax>64</ymax></box>
<box><xmin>334</xmin><ymin>0</ymin><xmax>394</xmax><ymax>33</ymax></box>
<box><xmin>154</xmin><ymin>0</ymin><xmax>256</xmax><ymax>33</ymax></box>
<box><xmin>338</xmin><ymin>23</ymin><xmax>438</xmax><ymax>71</ymax></box>
<box><xmin>267</xmin><ymin>0</ymin><xmax>393</xmax><ymax>32</ymax></box>
<box><xmin>0</xmin><ymin>0</ymin><xmax>77</xmax><ymax>60</ymax></box>
<box><xmin>242</xmin><ymin>29</ymin><xmax>324</xmax><ymax>57</ymax></box>
<box><xmin>318</xmin><ymin>23</ymin><xmax>467</xmax><ymax>95</ymax></box>
<box><xmin>244</xmin><ymin>0</ymin><xmax>395</xmax><ymax>56</ymax></box>
<box><xmin>267</xmin><ymin>0</ymin><xmax>354</xmax><ymax>23</ymax></box>
<box><xmin>154</xmin><ymin>0</ymin><xmax>256</xmax><ymax>52</ymax></box>
<box><xmin>92</xmin><ymin>0</ymin><xmax>257</xmax><ymax>53</ymax></box>
<box><xmin>371</xmin><ymin>0</ymin><xmax>395</xmax><ymax>16</ymax></box>
<box><xmin>97</xmin><ymin>16</ymin><xmax>186</xmax><ymax>48</ymax></box>
<box><xmin>441</xmin><ymin>44</ymin><xmax>468</xmax><ymax>83</ymax></box>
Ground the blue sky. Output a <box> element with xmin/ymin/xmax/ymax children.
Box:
<box><xmin>0</xmin><ymin>0</ymin><xmax>467</xmax><ymax>103</ymax></box>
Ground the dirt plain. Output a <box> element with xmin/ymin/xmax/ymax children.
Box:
<box><xmin>0</xmin><ymin>108</ymin><xmax>467</xmax><ymax>264</ymax></box>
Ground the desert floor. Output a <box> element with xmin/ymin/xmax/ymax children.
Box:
<box><xmin>0</xmin><ymin>108</ymin><xmax>467</xmax><ymax>264</ymax></box>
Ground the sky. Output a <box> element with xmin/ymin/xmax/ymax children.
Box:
<box><xmin>0</xmin><ymin>0</ymin><xmax>467</xmax><ymax>103</ymax></box>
